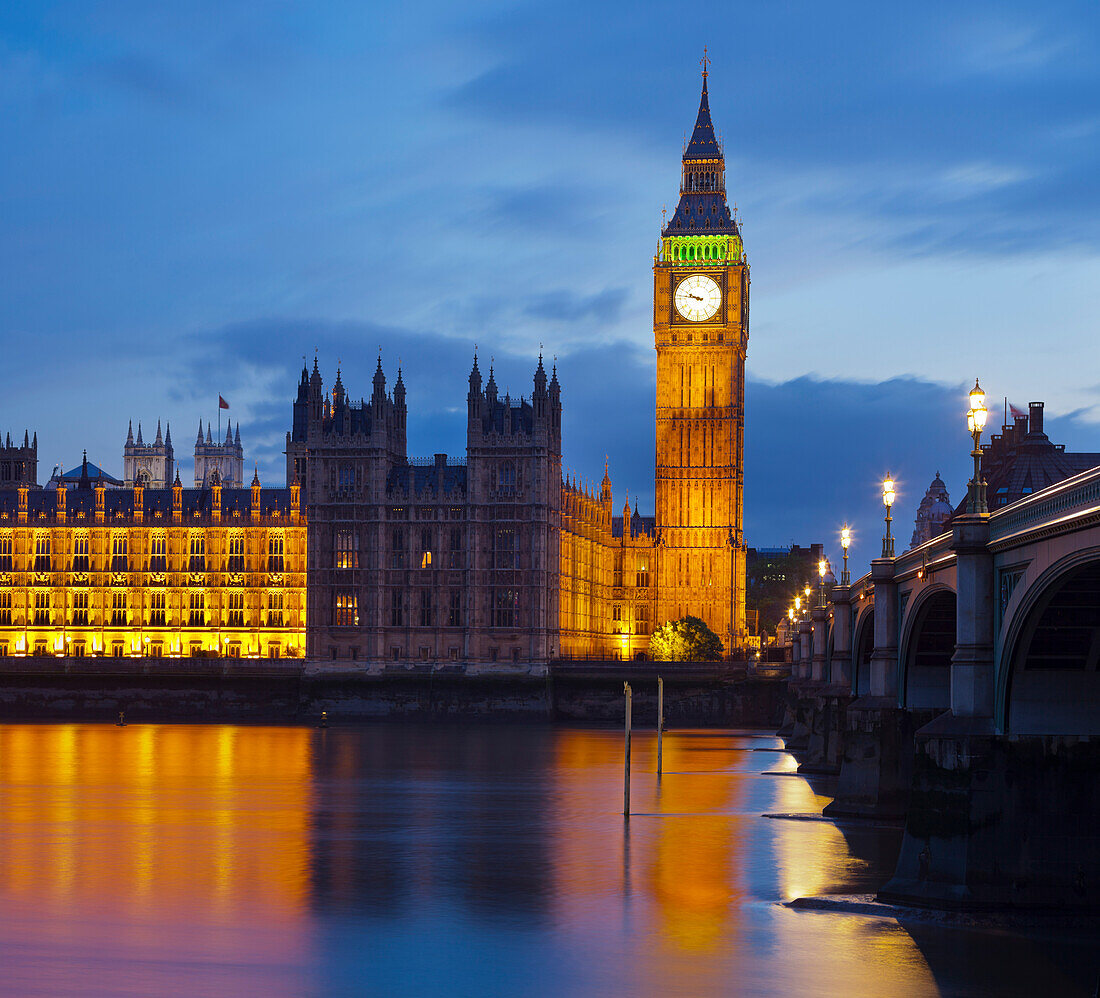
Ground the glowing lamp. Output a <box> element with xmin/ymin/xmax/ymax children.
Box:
<box><xmin>968</xmin><ymin>379</ymin><xmax>987</xmax><ymax>431</ymax></box>
<box><xmin>818</xmin><ymin>558</ymin><xmax>826</xmax><ymax>579</ymax></box>
<box><xmin>794</xmin><ymin>596</ymin><xmax>801</xmax><ymax>612</ymax></box>
<box><xmin>841</xmin><ymin>526</ymin><xmax>851</xmax><ymax>551</ymax></box>
<box><xmin>882</xmin><ymin>477</ymin><xmax>896</xmax><ymax>509</ymax></box>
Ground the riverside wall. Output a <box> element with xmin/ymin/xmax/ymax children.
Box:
<box><xmin>0</xmin><ymin>658</ymin><xmax>786</xmax><ymax>726</ymax></box>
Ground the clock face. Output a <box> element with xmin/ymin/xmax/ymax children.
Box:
<box><xmin>674</xmin><ymin>274</ymin><xmax>722</xmax><ymax>322</ymax></box>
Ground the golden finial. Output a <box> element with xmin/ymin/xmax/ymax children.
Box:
<box><xmin>701</xmin><ymin>46</ymin><xmax>709</xmax><ymax>79</ymax></box>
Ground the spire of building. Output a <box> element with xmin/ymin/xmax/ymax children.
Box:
<box><xmin>197</xmin><ymin>420</ymin><xmax>204</xmax><ymax>444</ymax></box>
<box><xmin>685</xmin><ymin>50</ymin><xmax>721</xmax><ymax>161</ymax></box>
<box><xmin>486</xmin><ymin>364</ymin><xmax>498</xmax><ymax>400</ymax></box>
<box><xmin>225</xmin><ymin>420</ymin><xmax>233</xmax><ymax>445</ymax></box>
<box><xmin>663</xmin><ymin>57</ymin><xmax>739</xmax><ymax>238</ymax></box>
<box><xmin>165</xmin><ymin>422</ymin><xmax>172</xmax><ymax>446</ymax></box>
<box><xmin>136</xmin><ymin>422</ymin><xmax>144</xmax><ymax>446</ymax></box>
<box><xmin>155</xmin><ymin>420</ymin><xmax>163</xmax><ymax>446</ymax></box>
<box><xmin>373</xmin><ymin>355</ymin><xmax>386</xmax><ymax>400</ymax></box>
<box><xmin>252</xmin><ymin>464</ymin><xmax>261</xmax><ymax>487</ymax></box>
<box><xmin>127</xmin><ymin>420</ymin><xmax>134</xmax><ymax>446</ymax></box>
<box><xmin>234</xmin><ymin>423</ymin><xmax>241</xmax><ymax>447</ymax></box>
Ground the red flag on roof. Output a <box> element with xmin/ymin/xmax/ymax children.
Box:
<box><xmin>218</xmin><ymin>396</ymin><xmax>230</xmax><ymax>409</ymax></box>
<box><xmin>1009</xmin><ymin>403</ymin><xmax>1026</xmax><ymax>419</ymax></box>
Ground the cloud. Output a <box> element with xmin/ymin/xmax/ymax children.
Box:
<box><xmin>523</xmin><ymin>288</ymin><xmax>627</xmax><ymax>323</ymax></box>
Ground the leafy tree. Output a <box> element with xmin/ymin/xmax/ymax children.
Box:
<box><xmin>650</xmin><ymin>616</ymin><xmax>724</xmax><ymax>661</ymax></box>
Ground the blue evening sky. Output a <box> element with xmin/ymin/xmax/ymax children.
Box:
<box><xmin>2</xmin><ymin>1</ymin><xmax>1099</xmax><ymax>572</ymax></box>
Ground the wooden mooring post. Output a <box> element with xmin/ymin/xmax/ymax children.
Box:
<box><xmin>624</xmin><ymin>682</ymin><xmax>632</xmax><ymax>818</ymax></box>
<box><xmin>657</xmin><ymin>676</ymin><xmax>664</xmax><ymax>776</ymax></box>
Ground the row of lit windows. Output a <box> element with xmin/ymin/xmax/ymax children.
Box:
<box><xmin>0</xmin><ymin>639</ymin><xmax>292</xmax><ymax>659</ymax></box>
<box><xmin>0</xmin><ymin>532</ymin><xmax>287</xmax><ymax>573</ymax></box>
<box><xmin>0</xmin><ymin>590</ymin><xmax>288</xmax><ymax>628</ymax></box>
<box><xmin>330</xmin><ymin>527</ymin><xmax>520</xmax><ymax>571</ymax></box>
<box><xmin>331</xmin><ymin>588</ymin><xmax>519</xmax><ymax>629</ymax></box>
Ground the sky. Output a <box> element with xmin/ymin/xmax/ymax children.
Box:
<box><xmin>2</xmin><ymin>0</ymin><xmax>1099</xmax><ymax>573</ymax></box>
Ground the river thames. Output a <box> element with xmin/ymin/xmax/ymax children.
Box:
<box><xmin>0</xmin><ymin>723</ymin><xmax>1094</xmax><ymax>997</ymax></box>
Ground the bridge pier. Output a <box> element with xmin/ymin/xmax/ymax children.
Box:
<box><xmin>823</xmin><ymin>557</ymin><xmax>915</xmax><ymax>817</ymax></box>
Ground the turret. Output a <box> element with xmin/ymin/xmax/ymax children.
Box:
<box><xmin>251</xmin><ymin>466</ymin><xmax>261</xmax><ymax>519</ymax></box>
<box><xmin>155</xmin><ymin>420</ymin><xmax>163</xmax><ymax>446</ymax></box>
<box><xmin>372</xmin><ymin>355</ymin><xmax>387</xmax><ymax>405</ymax></box>
<box><xmin>56</xmin><ymin>478</ymin><xmax>67</xmax><ymax>522</ymax></box>
<box><xmin>126</xmin><ymin>420</ymin><xmax>134</xmax><ymax>447</ymax></box>
<box><xmin>136</xmin><ymin>422</ymin><xmax>144</xmax><ymax>446</ymax></box>
<box><xmin>94</xmin><ymin>479</ymin><xmax>105</xmax><ymax>523</ymax></box>
<box><xmin>172</xmin><ymin>470</ymin><xmax>183</xmax><ymax>522</ymax></box>
<box><xmin>211</xmin><ymin>467</ymin><xmax>222</xmax><ymax>522</ymax></box>
<box><xmin>196</xmin><ymin>420</ymin><xmax>204</xmax><ymax>445</ymax></box>
<box><xmin>133</xmin><ymin>480</ymin><xmax>143</xmax><ymax>523</ymax></box>
<box><xmin>468</xmin><ymin>353</ymin><xmax>483</xmax><ymax>422</ymax></box>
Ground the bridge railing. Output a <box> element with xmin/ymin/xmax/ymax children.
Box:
<box><xmin>990</xmin><ymin>462</ymin><xmax>1100</xmax><ymax>543</ymax></box>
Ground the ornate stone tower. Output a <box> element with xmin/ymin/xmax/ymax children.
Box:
<box><xmin>653</xmin><ymin>59</ymin><xmax>748</xmax><ymax>651</ymax></box>
<box><xmin>123</xmin><ymin>420</ymin><xmax>174</xmax><ymax>487</ymax></box>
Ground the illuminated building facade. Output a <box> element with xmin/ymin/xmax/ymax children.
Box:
<box><xmin>653</xmin><ymin>64</ymin><xmax>748</xmax><ymax>651</ymax></box>
<box><xmin>558</xmin><ymin>472</ymin><xmax>656</xmax><ymax>659</ymax></box>
<box><xmin>0</xmin><ymin>461</ymin><xmax>305</xmax><ymax>659</ymax></box>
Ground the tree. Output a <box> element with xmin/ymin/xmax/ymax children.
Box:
<box><xmin>650</xmin><ymin>616</ymin><xmax>724</xmax><ymax>662</ymax></box>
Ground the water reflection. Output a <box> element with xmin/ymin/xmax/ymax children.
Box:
<box><xmin>0</xmin><ymin>723</ymin><xmax>1092</xmax><ymax>997</ymax></box>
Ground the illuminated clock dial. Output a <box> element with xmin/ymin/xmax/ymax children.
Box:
<box><xmin>674</xmin><ymin>274</ymin><xmax>721</xmax><ymax>322</ymax></box>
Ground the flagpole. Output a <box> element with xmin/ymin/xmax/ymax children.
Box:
<box><xmin>218</xmin><ymin>398</ymin><xmax>221</xmax><ymax>439</ymax></box>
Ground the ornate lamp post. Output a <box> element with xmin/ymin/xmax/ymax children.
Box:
<box><xmin>882</xmin><ymin>476</ymin><xmax>896</xmax><ymax>558</ymax></box>
<box><xmin>966</xmin><ymin>379</ymin><xmax>989</xmax><ymax>514</ymax></box>
<box><xmin>817</xmin><ymin>557</ymin><xmax>828</xmax><ymax>608</ymax></box>
<box><xmin>840</xmin><ymin>525</ymin><xmax>851</xmax><ymax>584</ymax></box>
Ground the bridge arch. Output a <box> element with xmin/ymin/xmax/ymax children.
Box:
<box><xmin>999</xmin><ymin>547</ymin><xmax>1100</xmax><ymax>734</ymax></box>
<box><xmin>852</xmin><ymin>605</ymin><xmax>874</xmax><ymax>695</ymax></box>
<box><xmin>899</xmin><ymin>585</ymin><xmax>957</xmax><ymax>709</ymax></box>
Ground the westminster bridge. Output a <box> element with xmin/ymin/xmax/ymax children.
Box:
<box><xmin>784</xmin><ymin>462</ymin><xmax>1100</xmax><ymax>910</ymax></box>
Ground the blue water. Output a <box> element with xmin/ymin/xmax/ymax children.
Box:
<box><xmin>0</xmin><ymin>723</ymin><xmax>1093</xmax><ymax>997</ymax></box>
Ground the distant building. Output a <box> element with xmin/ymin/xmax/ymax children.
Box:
<box><xmin>911</xmin><ymin>473</ymin><xmax>952</xmax><ymax>548</ymax></box>
<box><xmin>1</xmin><ymin>430</ymin><xmax>37</xmax><ymax>488</ymax></box>
<box><xmin>123</xmin><ymin>420</ymin><xmax>174</xmax><ymax>487</ymax></box>
<box><xmin>194</xmin><ymin>421</ymin><xmax>244</xmax><ymax>488</ymax></box>
<box><xmin>747</xmin><ymin>544</ymin><xmax>825</xmax><ymax>637</ymax></box>
<box><xmin>949</xmin><ymin>401</ymin><xmax>1100</xmax><ymax>521</ymax></box>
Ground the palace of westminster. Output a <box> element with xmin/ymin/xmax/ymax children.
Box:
<box><xmin>0</xmin><ymin>71</ymin><xmax>750</xmax><ymax>664</ymax></box>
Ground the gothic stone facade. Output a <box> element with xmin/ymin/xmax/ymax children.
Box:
<box><xmin>123</xmin><ymin>420</ymin><xmax>175</xmax><ymax>487</ymax></box>
<box><xmin>288</xmin><ymin>356</ymin><xmax>563</xmax><ymax>663</ymax></box>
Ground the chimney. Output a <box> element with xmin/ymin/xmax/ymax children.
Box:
<box><xmin>1028</xmin><ymin>401</ymin><xmax>1044</xmax><ymax>436</ymax></box>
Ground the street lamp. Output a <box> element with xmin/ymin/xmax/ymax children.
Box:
<box><xmin>840</xmin><ymin>525</ymin><xmax>851</xmax><ymax>585</ymax></box>
<box><xmin>817</xmin><ymin>557</ymin><xmax>828</xmax><ymax>608</ymax></box>
<box><xmin>966</xmin><ymin>379</ymin><xmax>989</xmax><ymax>514</ymax></box>
<box><xmin>794</xmin><ymin>595</ymin><xmax>801</xmax><ymax>613</ymax></box>
<box><xmin>882</xmin><ymin>475</ymin><xmax>896</xmax><ymax>557</ymax></box>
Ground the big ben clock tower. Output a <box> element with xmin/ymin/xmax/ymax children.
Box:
<box><xmin>654</xmin><ymin>57</ymin><xmax>748</xmax><ymax>651</ymax></box>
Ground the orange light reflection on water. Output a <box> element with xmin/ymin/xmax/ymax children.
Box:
<box><xmin>0</xmin><ymin>724</ymin><xmax>313</xmax><ymax>995</ymax></box>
